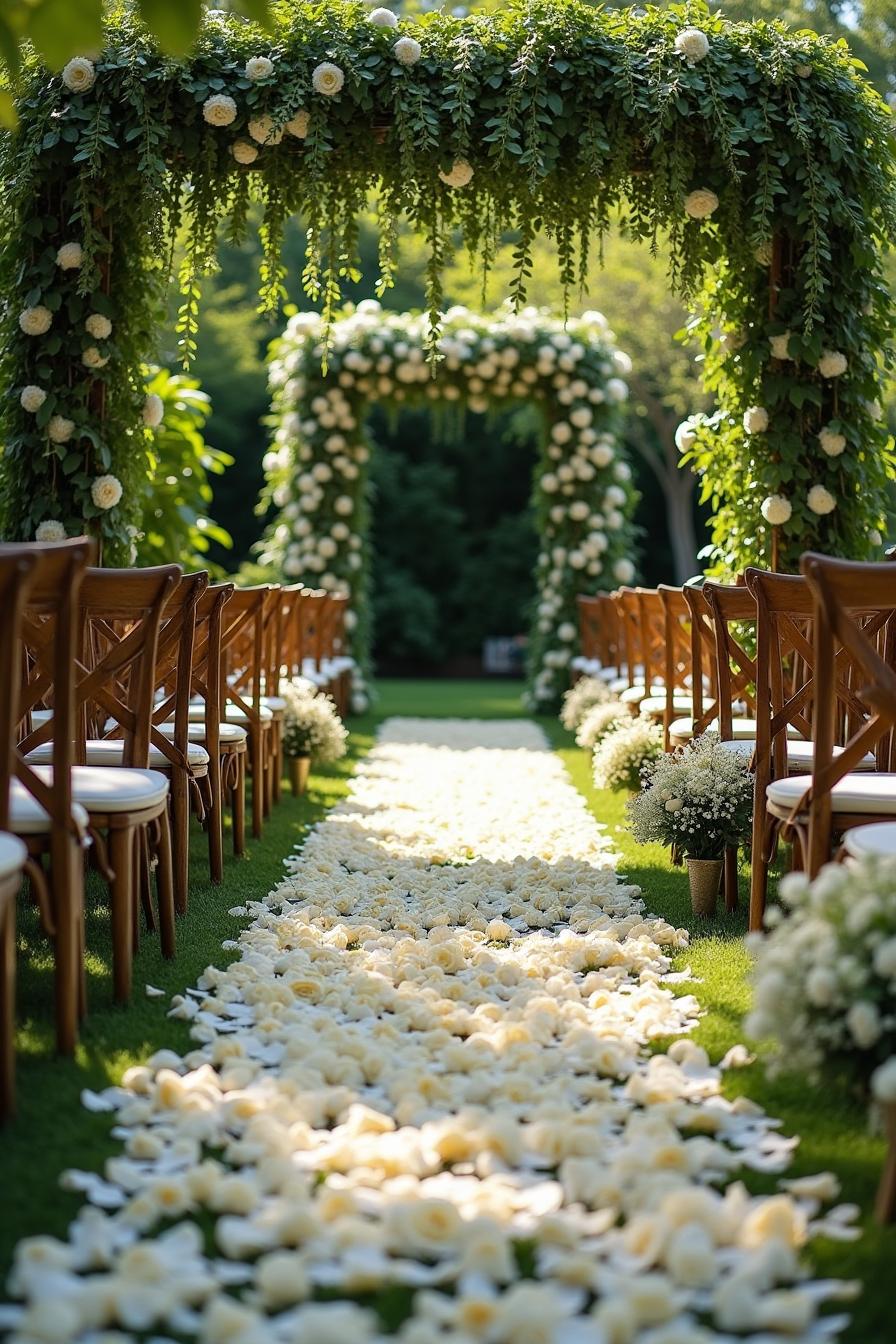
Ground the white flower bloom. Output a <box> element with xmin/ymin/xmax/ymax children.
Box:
<box><xmin>56</xmin><ymin>242</ymin><xmax>83</xmax><ymax>270</ymax></box>
<box><xmin>743</xmin><ymin>405</ymin><xmax>769</xmax><ymax>434</ymax></box>
<box><xmin>62</xmin><ymin>57</ymin><xmax>96</xmax><ymax>92</ymax></box>
<box><xmin>286</xmin><ymin>109</ymin><xmax>311</xmax><ymax>138</ymax></box>
<box><xmin>85</xmin><ymin>313</ymin><xmax>112</xmax><ymax>340</ymax></box>
<box><xmin>872</xmin><ymin>1057</ymin><xmax>896</xmax><ymax>1103</ymax></box>
<box><xmin>19</xmin><ymin>305</ymin><xmax>53</xmax><ymax>336</ymax></box>
<box><xmin>142</xmin><ymin>393</ymin><xmax>164</xmax><ymax>429</ymax></box>
<box><xmin>248</xmin><ymin>116</ymin><xmax>284</xmax><ymax>145</ymax></box>
<box><xmin>245</xmin><ymin>56</ymin><xmax>275</xmax><ymax>81</ymax></box>
<box><xmin>334</xmin><ymin>495</ymin><xmax>354</xmax><ymax>517</ymax></box>
<box><xmin>47</xmin><ymin>415</ymin><xmax>74</xmax><ymax>444</ymax></box>
<box><xmin>675</xmin><ymin>28</ymin><xmax>710</xmax><ymax>63</ymax></box>
<box><xmin>82</xmin><ymin>345</ymin><xmax>109</xmax><ymax>369</ymax></box>
<box><xmin>613</xmin><ymin>558</ymin><xmax>635</xmax><ymax>583</ymax></box>
<box><xmin>91</xmin><ymin>474</ymin><xmax>123</xmax><ymax>510</ymax></box>
<box><xmin>761</xmin><ymin>495</ymin><xmax>792</xmax><ymax>526</ymax></box>
<box><xmin>818</xmin><ymin>427</ymin><xmax>846</xmax><ymax>457</ymax></box>
<box><xmin>394</xmin><ymin>36</ymin><xmax>422</xmax><ymax>65</ymax></box>
<box><xmin>232</xmin><ymin>139</ymin><xmax>259</xmax><ymax>164</ymax></box>
<box><xmin>35</xmin><ymin>520</ymin><xmax>66</xmax><ymax>542</ymax></box>
<box><xmin>769</xmin><ymin>332</ymin><xmax>792</xmax><ymax>360</ymax></box>
<box><xmin>807</xmin><ymin>484</ymin><xmax>836</xmax><ymax>516</ymax></box>
<box><xmin>369</xmin><ymin>7</ymin><xmax>399</xmax><ymax>27</ymax></box>
<box><xmin>439</xmin><ymin>160</ymin><xmax>474</xmax><ymax>188</ymax></box>
<box><xmin>203</xmin><ymin>94</ymin><xmax>238</xmax><ymax>126</ymax></box>
<box><xmin>684</xmin><ymin>188</ymin><xmax>719</xmax><ymax>219</ymax></box>
<box><xmin>312</xmin><ymin>62</ymin><xmax>346</xmax><ymax>96</ymax></box>
<box><xmin>20</xmin><ymin>385</ymin><xmax>46</xmax><ymax>413</ymax></box>
<box><xmin>818</xmin><ymin>349</ymin><xmax>848</xmax><ymax>378</ymax></box>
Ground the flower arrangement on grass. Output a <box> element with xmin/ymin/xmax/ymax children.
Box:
<box><xmin>559</xmin><ymin>675</ymin><xmax>613</xmax><ymax>732</ymax></box>
<box><xmin>281</xmin><ymin>682</ymin><xmax>348</xmax><ymax>765</ymax></box>
<box><xmin>575</xmin><ymin>700</ymin><xmax>628</xmax><ymax>750</ymax></box>
<box><xmin>592</xmin><ymin>717</ymin><xmax>663</xmax><ymax>793</ymax></box>
<box><xmin>747</xmin><ymin>859</ymin><xmax>896</xmax><ymax>1103</ymax></box>
<box><xmin>627</xmin><ymin>735</ymin><xmax>754</xmax><ymax>861</ymax></box>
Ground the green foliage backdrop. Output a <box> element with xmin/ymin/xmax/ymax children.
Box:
<box><xmin>0</xmin><ymin>0</ymin><xmax>894</xmax><ymax>577</ymax></box>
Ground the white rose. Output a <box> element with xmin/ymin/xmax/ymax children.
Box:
<box><xmin>19</xmin><ymin>305</ymin><xmax>53</xmax><ymax>336</ymax></box>
<box><xmin>551</xmin><ymin>422</ymin><xmax>573</xmax><ymax>445</ymax></box>
<box><xmin>334</xmin><ymin>495</ymin><xmax>354</xmax><ymax>517</ymax></box>
<box><xmin>245</xmin><ymin>56</ymin><xmax>274</xmax><ymax>81</ymax></box>
<box><xmin>769</xmin><ymin>332</ymin><xmax>792</xmax><ymax>360</ymax></box>
<box><xmin>286</xmin><ymin>110</ymin><xmax>310</xmax><ymax>138</ymax></box>
<box><xmin>35</xmin><ymin>520</ymin><xmax>66</xmax><ymax>542</ymax></box>
<box><xmin>48</xmin><ymin>415</ymin><xmax>74</xmax><ymax>444</ymax></box>
<box><xmin>846</xmin><ymin>999</ymin><xmax>880</xmax><ymax>1048</ymax></box>
<box><xmin>312</xmin><ymin>62</ymin><xmax>345</xmax><ymax>96</ymax></box>
<box><xmin>85</xmin><ymin>313</ymin><xmax>112</xmax><ymax>340</ymax></box>
<box><xmin>62</xmin><ymin>57</ymin><xmax>96</xmax><ymax>93</ymax></box>
<box><xmin>675</xmin><ymin>419</ymin><xmax>697</xmax><ymax>452</ymax></box>
<box><xmin>394</xmin><ymin>36</ymin><xmax>422</xmax><ymax>66</ymax></box>
<box><xmin>248</xmin><ymin>116</ymin><xmax>284</xmax><ymax>145</ymax></box>
<box><xmin>818</xmin><ymin>349</ymin><xmax>848</xmax><ymax>378</ymax></box>
<box><xmin>203</xmin><ymin>94</ymin><xmax>238</xmax><ymax>126</ymax></box>
<box><xmin>558</xmin><ymin>622</ymin><xmax>576</xmax><ymax>641</ymax></box>
<box><xmin>91</xmin><ymin>474</ymin><xmax>123</xmax><ymax>510</ymax></box>
<box><xmin>56</xmin><ymin>242</ymin><xmax>83</xmax><ymax>270</ymax></box>
<box><xmin>675</xmin><ymin>28</ymin><xmax>710</xmax><ymax>63</ymax></box>
<box><xmin>871</xmin><ymin>1057</ymin><xmax>896</xmax><ymax>1103</ymax></box>
<box><xmin>232</xmin><ymin>139</ymin><xmax>259</xmax><ymax>164</ymax></box>
<box><xmin>606</xmin><ymin>377</ymin><xmax>628</xmax><ymax>402</ymax></box>
<box><xmin>684</xmin><ymin>188</ymin><xmax>719</xmax><ymax>219</ymax></box>
<box><xmin>807</xmin><ymin>484</ymin><xmax>836</xmax><ymax>516</ymax></box>
<box><xmin>20</xmin><ymin>385</ymin><xmax>46</xmax><ymax>413</ymax></box>
<box><xmin>439</xmin><ymin>160</ymin><xmax>474</xmax><ymax>188</ymax></box>
<box><xmin>369</xmin><ymin>7</ymin><xmax>399</xmax><ymax>27</ymax></box>
<box><xmin>613</xmin><ymin>558</ymin><xmax>635</xmax><ymax>583</ymax></box>
<box><xmin>743</xmin><ymin>405</ymin><xmax>769</xmax><ymax>434</ymax></box>
<box><xmin>818</xmin><ymin>426</ymin><xmax>846</xmax><ymax>457</ymax></box>
<box><xmin>82</xmin><ymin>345</ymin><xmax>109</xmax><ymax>369</ymax></box>
<box><xmin>143</xmin><ymin>393</ymin><xmax>164</xmax><ymax>428</ymax></box>
<box><xmin>541</xmin><ymin>473</ymin><xmax>559</xmax><ymax>494</ymax></box>
<box><xmin>872</xmin><ymin>937</ymin><xmax>896</xmax><ymax>979</ymax></box>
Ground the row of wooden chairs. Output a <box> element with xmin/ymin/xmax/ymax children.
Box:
<box><xmin>577</xmin><ymin>560</ymin><xmax>896</xmax><ymax>929</ymax></box>
<box><xmin>0</xmin><ymin>541</ymin><xmax>353</xmax><ymax>1119</ymax></box>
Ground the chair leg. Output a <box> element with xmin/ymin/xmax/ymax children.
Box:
<box><xmin>154</xmin><ymin>814</ymin><xmax>176</xmax><ymax>960</ymax></box>
<box><xmin>272</xmin><ymin>720</ymin><xmax>282</xmax><ymax>806</ymax></box>
<box><xmin>0</xmin><ymin>885</ymin><xmax>16</xmax><ymax>1121</ymax></box>
<box><xmin>50</xmin><ymin>832</ymin><xmax>84</xmax><ymax>1054</ymax></box>
<box><xmin>262</xmin><ymin>727</ymin><xmax>274</xmax><ymax>820</ymax></box>
<box><xmin>723</xmin><ymin>846</ymin><xmax>738</xmax><ymax>912</ymax></box>
<box><xmin>233</xmin><ymin>752</ymin><xmax>246</xmax><ymax>857</ymax></box>
<box><xmin>138</xmin><ymin>826</ymin><xmax>154</xmax><ymax>940</ymax></box>
<box><xmin>109</xmin><ymin>826</ymin><xmax>135</xmax><ymax>1005</ymax></box>
<box><xmin>251</xmin><ymin>731</ymin><xmax>264</xmax><ymax>840</ymax></box>
<box><xmin>170</xmin><ymin>770</ymin><xmax>190</xmax><ymax>917</ymax></box>
<box><xmin>208</xmin><ymin>755</ymin><xmax>224</xmax><ymax>884</ymax></box>
<box><xmin>749</xmin><ymin>817</ymin><xmax>775</xmax><ymax>933</ymax></box>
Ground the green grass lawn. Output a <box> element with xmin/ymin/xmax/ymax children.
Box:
<box><xmin>2</xmin><ymin>678</ymin><xmax>893</xmax><ymax>1341</ymax></box>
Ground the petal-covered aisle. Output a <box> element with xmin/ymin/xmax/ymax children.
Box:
<box><xmin>5</xmin><ymin>721</ymin><xmax>857</xmax><ymax>1343</ymax></box>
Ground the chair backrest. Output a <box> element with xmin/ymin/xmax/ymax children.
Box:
<box><xmin>0</xmin><ymin>551</ymin><xmax>41</xmax><ymax>828</ymax></box>
<box><xmin>278</xmin><ymin>585</ymin><xmax>306</xmax><ymax>682</ymax></box>
<box><xmin>147</xmin><ymin>571</ymin><xmax>209</xmax><ymax>769</ymax></box>
<box><xmin>190</xmin><ymin>582</ymin><xmax>235</xmax><ymax>740</ymax></box>
<box><xmin>299</xmin><ymin>590</ymin><xmax>329</xmax><ymax>678</ymax></box>
<box><xmin>701</xmin><ymin>580</ymin><xmax>757</xmax><ymax>738</ymax></box>
<box><xmin>222</xmin><ymin>586</ymin><xmax>272</xmax><ymax>721</ymax></box>
<box><xmin>635</xmin><ymin>588</ymin><xmax>666</xmax><ymax>691</ymax></box>
<box><xmin>800</xmin><ymin>553</ymin><xmax>896</xmax><ymax>873</ymax></box>
<box><xmin>657</xmin><ymin>585</ymin><xmax>689</xmax><ymax>746</ymax></box>
<box><xmin>615</xmin><ymin>588</ymin><xmax>643</xmax><ymax>687</ymax></box>
<box><xmin>681</xmin><ymin>583</ymin><xmax>719</xmax><ymax>736</ymax></box>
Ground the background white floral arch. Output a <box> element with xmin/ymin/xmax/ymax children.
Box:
<box><xmin>264</xmin><ymin>303</ymin><xmax>636</xmax><ymax>709</ymax></box>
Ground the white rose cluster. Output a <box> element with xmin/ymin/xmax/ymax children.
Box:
<box><xmin>3</xmin><ymin>722</ymin><xmax>854</xmax><ymax>1344</ymax></box>
<box><xmin>748</xmin><ymin>857</ymin><xmax>896</xmax><ymax>1095</ymax></box>
<box><xmin>264</xmin><ymin>303</ymin><xmax>636</xmax><ymax>711</ymax></box>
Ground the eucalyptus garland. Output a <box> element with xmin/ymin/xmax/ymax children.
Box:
<box><xmin>0</xmin><ymin>1</ymin><xmax>894</xmax><ymax>576</ymax></box>
<box><xmin>264</xmin><ymin>302</ymin><xmax>634</xmax><ymax>709</ymax></box>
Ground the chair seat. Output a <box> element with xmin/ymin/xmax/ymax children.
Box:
<box><xmin>0</xmin><ymin>831</ymin><xmax>28</xmax><ymax>879</ymax></box>
<box><xmin>640</xmin><ymin>694</ymin><xmax>694</xmax><ymax>717</ymax></box>
<box><xmin>721</xmin><ymin>740</ymin><xmax>875</xmax><ymax>771</ymax></box>
<box><xmin>188</xmin><ymin>703</ymin><xmax>272</xmax><ymax>725</ymax></box>
<box><xmin>596</xmin><ymin>666</ymin><xmax>620</xmax><ymax>683</ymax></box>
<box><xmin>10</xmin><ymin>781</ymin><xmax>90</xmax><ymax>835</ymax></box>
<box><xmin>261</xmin><ymin>695</ymin><xmax>288</xmax><ymax>714</ymax></box>
<box><xmin>158</xmin><ymin>721</ymin><xmax>247</xmax><ymax>747</ymax></box>
<box><xmin>618</xmin><ymin>680</ymin><xmax>664</xmax><ymax>704</ymax></box>
<box><xmin>843</xmin><ymin>823</ymin><xmax>896</xmax><ymax>860</ymax></box>
<box><xmin>25</xmin><ymin>765</ymin><xmax>169</xmax><ymax>814</ymax></box>
<box><xmin>668</xmin><ymin>716</ymin><xmax>804</xmax><ymax>742</ymax></box>
<box><xmin>26</xmin><ymin>739</ymin><xmax>209</xmax><ymax>772</ymax></box>
<box><xmin>767</xmin><ymin>772</ymin><xmax>896</xmax><ymax>816</ymax></box>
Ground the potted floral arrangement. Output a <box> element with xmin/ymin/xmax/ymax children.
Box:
<box><xmin>560</xmin><ymin>675</ymin><xmax>612</xmax><ymax>733</ymax></box>
<box><xmin>747</xmin><ymin>857</ymin><xmax>896</xmax><ymax>1223</ymax></box>
<box><xmin>627</xmin><ymin>734</ymin><xmax>753</xmax><ymax>916</ymax></box>
<box><xmin>281</xmin><ymin>681</ymin><xmax>348</xmax><ymax>794</ymax></box>
<box><xmin>592</xmin><ymin>716</ymin><xmax>663</xmax><ymax>795</ymax></box>
<box><xmin>575</xmin><ymin>700</ymin><xmax>628</xmax><ymax>751</ymax></box>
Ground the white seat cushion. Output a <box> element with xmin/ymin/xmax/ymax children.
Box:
<box><xmin>24</xmin><ymin>765</ymin><xmax>169</xmax><ymax>814</ymax></box>
<box><xmin>188</xmin><ymin>702</ymin><xmax>272</xmax><ymax>725</ymax></box>
<box><xmin>26</xmin><ymin>739</ymin><xmax>209</xmax><ymax>771</ymax></box>
<box><xmin>597</xmin><ymin>666</ymin><xmax>620</xmax><ymax>683</ymax></box>
<box><xmin>640</xmin><ymin>694</ymin><xmax>693</xmax><ymax>717</ymax></box>
<box><xmin>261</xmin><ymin>695</ymin><xmax>287</xmax><ymax>714</ymax></box>
<box><xmin>767</xmin><ymin>772</ymin><xmax>896</xmax><ymax>815</ymax></box>
<box><xmin>158</xmin><ymin>721</ymin><xmax>247</xmax><ymax>747</ymax></box>
<box><xmin>0</xmin><ymin>832</ymin><xmax>27</xmax><ymax>880</ymax></box>
<box><xmin>10</xmin><ymin>781</ymin><xmax>90</xmax><ymax>835</ymax></box>
<box><xmin>843</xmin><ymin>823</ymin><xmax>896</xmax><ymax>860</ymax></box>
<box><xmin>669</xmin><ymin>717</ymin><xmax>804</xmax><ymax>742</ymax></box>
<box><xmin>721</xmin><ymin>740</ymin><xmax>875</xmax><ymax>771</ymax></box>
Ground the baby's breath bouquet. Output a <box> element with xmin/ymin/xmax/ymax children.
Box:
<box><xmin>560</xmin><ymin>675</ymin><xmax>612</xmax><ymax>732</ymax></box>
<box><xmin>282</xmin><ymin>682</ymin><xmax>348</xmax><ymax>765</ymax></box>
<box><xmin>592</xmin><ymin>717</ymin><xmax>663</xmax><ymax>793</ymax></box>
<box><xmin>576</xmin><ymin>701</ymin><xmax>628</xmax><ymax>750</ymax></box>
<box><xmin>627</xmin><ymin>734</ymin><xmax>753</xmax><ymax>861</ymax></box>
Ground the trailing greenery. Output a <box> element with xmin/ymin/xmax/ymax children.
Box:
<box><xmin>263</xmin><ymin>301</ymin><xmax>634</xmax><ymax>707</ymax></box>
<box><xmin>135</xmin><ymin>365</ymin><xmax>234</xmax><ymax>571</ymax></box>
<box><xmin>0</xmin><ymin>0</ymin><xmax>894</xmax><ymax>573</ymax></box>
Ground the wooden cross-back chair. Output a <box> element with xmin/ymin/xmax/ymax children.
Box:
<box><xmin>0</xmin><ymin>549</ymin><xmax>40</xmax><ymax>1115</ymax></box>
<box><xmin>575</xmin><ymin>595</ymin><xmax>603</xmax><ymax>681</ymax></box>
<box><xmin>18</xmin><ymin>564</ymin><xmax>180</xmax><ymax>1007</ymax></box>
<box><xmin>657</xmin><ymin>586</ymin><xmax>698</xmax><ymax>749</ymax></box>
<box><xmin>615</xmin><ymin>588</ymin><xmax>646</xmax><ymax>698</ymax></box>
<box><xmin>677</xmin><ymin>584</ymin><xmax>721</xmax><ymax>746</ymax></box>
<box><xmin>219</xmin><ymin>586</ymin><xmax>275</xmax><ymax>840</ymax></box>
<box><xmin>278</xmin><ymin>585</ymin><xmax>307</xmax><ymax>685</ymax></box>
<box><xmin>3</xmin><ymin>540</ymin><xmax>93</xmax><ymax>1054</ymax></box>
<box><xmin>322</xmin><ymin>592</ymin><xmax>350</xmax><ymax>716</ymax></box>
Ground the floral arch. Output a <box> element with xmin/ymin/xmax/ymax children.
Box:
<box><xmin>263</xmin><ymin>303</ymin><xmax>635</xmax><ymax>708</ymax></box>
<box><xmin>0</xmin><ymin>3</ymin><xmax>894</xmax><ymax>593</ymax></box>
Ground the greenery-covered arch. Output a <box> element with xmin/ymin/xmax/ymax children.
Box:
<box><xmin>264</xmin><ymin>302</ymin><xmax>635</xmax><ymax>709</ymax></box>
<box><xmin>0</xmin><ymin>1</ymin><xmax>894</xmax><ymax>580</ymax></box>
